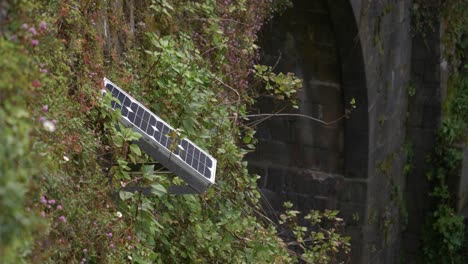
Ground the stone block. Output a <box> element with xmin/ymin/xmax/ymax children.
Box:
<box><xmin>346</xmin><ymin>226</ymin><xmax>364</xmax><ymax>263</ymax></box>
<box><xmin>407</xmin><ymin>128</ymin><xmax>436</xmax><ymax>151</ymax></box>
<box><xmin>344</xmin><ymin>131</ymin><xmax>368</xmax><ymax>179</ymax></box>
<box><xmin>420</xmin><ymin>83</ymin><xmax>440</xmax><ymax>100</ymax></box>
<box><xmin>293</xmin><ymin>170</ymin><xmax>342</xmax><ymax>196</ymax></box>
<box><xmin>337</xmin><ymin>178</ymin><xmax>368</xmax><ymax>204</ymax></box>
<box><xmin>407</xmin><ymin>103</ymin><xmax>424</xmax><ymax>128</ymax></box>
<box><xmin>252</xmin><ymin>140</ymin><xmax>292</xmax><ymax>166</ymax></box>
<box><xmin>457</xmin><ymin>146</ymin><xmax>468</xmax><ymax>212</ymax></box>
<box><xmin>265</xmin><ymin>117</ymin><xmax>296</xmax><ymax>142</ymax></box>
<box><xmin>301</xmin><ymin>146</ymin><xmax>344</xmax><ymax>173</ymax></box>
<box><xmin>401</xmin><ymin>233</ymin><xmax>424</xmax><ymax>264</ymax></box>
<box><xmin>301</xmin><ymin>125</ymin><xmax>343</xmax><ymax>151</ymax></box>
<box><xmin>423</xmin><ymin>64</ymin><xmax>441</xmax><ymax>83</ymax></box>
<box><xmin>294</xmin><ymin>194</ymin><xmax>331</xmax><ymax>212</ymax></box>
<box><xmin>412</xmin><ymin>39</ymin><xmax>433</xmax><ymax>60</ymax></box>
<box><xmin>265</xmin><ymin>166</ymin><xmax>289</xmax><ymax>193</ymax></box>
<box><xmin>405</xmin><ymin>206</ymin><xmax>429</xmax><ymax>238</ymax></box>
<box><xmin>422</xmin><ymin>103</ymin><xmax>441</xmax><ymax>129</ymax></box>
<box><xmin>338</xmin><ymin>201</ymin><xmax>367</xmax><ymax>226</ymax></box>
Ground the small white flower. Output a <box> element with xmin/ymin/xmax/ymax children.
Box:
<box><xmin>127</xmin><ymin>256</ymin><xmax>132</xmax><ymax>260</ymax></box>
<box><xmin>43</xmin><ymin>120</ymin><xmax>56</xmax><ymax>132</ymax></box>
<box><xmin>63</xmin><ymin>156</ymin><xmax>69</xmax><ymax>162</ymax></box>
<box><xmin>116</xmin><ymin>211</ymin><xmax>123</xmax><ymax>218</ymax></box>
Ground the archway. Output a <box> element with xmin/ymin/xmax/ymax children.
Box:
<box><xmin>247</xmin><ymin>0</ymin><xmax>368</xmax><ymax>262</ymax></box>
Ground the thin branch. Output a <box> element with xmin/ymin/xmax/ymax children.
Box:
<box><xmin>214</xmin><ymin>76</ymin><xmax>241</xmax><ymax>125</ymax></box>
<box><xmin>243</xmin><ymin>113</ymin><xmax>348</xmax><ymax>126</ymax></box>
<box><xmin>186</xmin><ymin>18</ymin><xmax>253</xmax><ymax>26</ymax></box>
<box><xmin>247</xmin><ymin>104</ymin><xmax>288</xmax><ymax>127</ymax></box>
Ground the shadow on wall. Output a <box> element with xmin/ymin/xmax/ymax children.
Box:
<box><xmin>247</xmin><ymin>0</ymin><xmax>369</xmax><ymax>262</ymax></box>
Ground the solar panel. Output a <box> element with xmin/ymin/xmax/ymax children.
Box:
<box><xmin>103</xmin><ymin>77</ymin><xmax>217</xmax><ymax>193</ymax></box>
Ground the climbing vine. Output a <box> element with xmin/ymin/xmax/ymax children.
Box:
<box><xmin>412</xmin><ymin>0</ymin><xmax>468</xmax><ymax>263</ymax></box>
<box><xmin>0</xmin><ymin>0</ymin><xmax>349</xmax><ymax>263</ymax></box>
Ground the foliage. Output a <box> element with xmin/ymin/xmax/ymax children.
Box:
<box><xmin>0</xmin><ymin>0</ymin><xmax>349</xmax><ymax>263</ymax></box>
<box><xmin>0</xmin><ymin>38</ymin><xmax>40</xmax><ymax>262</ymax></box>
<box><xmin>420</xmin><ymin>1</ymin><xmax>468</xmax><ymax>262</ymax></box>
<box><xmin>411</xmin><ymin>0</ymin><xmax>441</xmax><ymax>38</ymax></box>
<box><xmin>279</xmin><ymin>202</ymin><xmax>351</xmax><ymax>264</ymax></box>
<box><xmin>423</xmin><ymin>73</ymin><xmax>467</xmax><ymax>263</ymax></box>
<box><xmin>253</xmin><ymin>64</ymin><xmax>302</xmax><ymax>108</ymax></box>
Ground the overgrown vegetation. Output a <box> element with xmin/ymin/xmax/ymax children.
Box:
<box><xmin>412</xmin><ymin>0</ymin><xmax>468</xmax><ymax>263</ymax></box>
<box><xmin>0</xmin><ymin>0</ymin><xmax>350</xmax><ymax>263</ymax></box>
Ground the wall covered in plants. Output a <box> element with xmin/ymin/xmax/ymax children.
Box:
<box><xmin>0</xmin><ymin>0</ymin><xmax>349</xmax><ymax>263</ymax></box>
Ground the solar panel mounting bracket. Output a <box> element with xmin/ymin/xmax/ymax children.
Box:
<box><xmin>117</xmin><ymin>162</ymin><xmax>204</xmax><ymax>195</ymax></box>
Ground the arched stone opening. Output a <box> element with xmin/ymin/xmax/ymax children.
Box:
<box><xmin>247</xmin><ymin>0</ymin><xmax>368</xmax><ymax>262</ymax></box>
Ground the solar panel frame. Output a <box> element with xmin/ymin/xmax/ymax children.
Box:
<box><xmin>103</xmin><ymin>77</ymin><xmax>217</xmax><ymax>193</ymax></box>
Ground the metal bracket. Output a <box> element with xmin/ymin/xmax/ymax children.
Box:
<box><xmin>120</xmin><ymin>185</ymin><xmax>200</xmax><ymax>195</ymax></box>
<box><xmin>115</xmin><ymin>162</ymin><xmax>202</xmax><ymax>195</ymax></box>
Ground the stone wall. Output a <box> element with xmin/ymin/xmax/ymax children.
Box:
<box><xmin>248</xmin><ymin>0</ymin><xmax>468</xmax><ymax>263</ymax></box>
<box><xmin>249</xmin><ymin>0</ymin><xmax>345</xmax><ymax>211</ymax></box>
<box><xmin>248</xmin><ymin>0</ymin><xmax>415</xmax><ymax>263</ymax></box>
<box><xmin>403</xmin><ymin>20</ymin><xmax>443</xmax><ymax>262</ymax></box>
<box><xmin>354</xmin><ymin>0</ymin><xmax>413</xmax><ymax>263</ymax></box>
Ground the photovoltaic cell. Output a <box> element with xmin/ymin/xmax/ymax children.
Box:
<box><xmin>103</xmin><ymin>78</ymin><xmax>216</xmax><ymax>189</ymax></box>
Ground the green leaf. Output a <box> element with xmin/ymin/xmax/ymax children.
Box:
<box><xmin>130</xmin><ymin>143</ymin><xmax>142</xmax><ymax>156</ymax></box>
<box><xmin>151</xmin><ymin>183</ymin><xmax>167</xmax><ymax>197</ymax></box>
<box><xmin>142</xmin><ymin>165</ymin><xmax>154</xmax><ymax>177</ymax></box>
<box><xmin>117</xmin><ymin>159</ymin><xmax>130</xmax><ymax>170</ymax></box>
<box><xmin>119</xmin><ymin>190</ymin><xmax>134</xmax><ymax>201</ymax></box>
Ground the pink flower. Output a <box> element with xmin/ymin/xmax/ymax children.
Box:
<box><xmin>40</xmin><ymin>196</ymin><xmax>47</xmax><ymax>205</ymax></box>
<box><xmin>106</xmin><ymin>232</ymin><xmax>113</xmax><ymax>238</ymax></box>
<box><xmin>57</xmin><ymin>205</ymin><xmax>63</xmax><ymax>210</ymax></box>
<box><xmin>40</xmin><ymin>21</ymin><xmax>47</xmax><ymax>30</ymax></box>
<box><xmin>42</xmin><ymin>105</ymin><xmax>48</xmax><ymax>112</ymax></box>
<box><xmin>48</xmin><ymin>199</ymin><xmax>56</xmax><ymax>205</ymax></box>
<box><xmin>83</xmin><ymin>248</ymin><xmax>88</xmax><ymax>253</ymax></box>
<box><xmin>40</xmin><ymin>68</ymin><xmax>48</xmax><ymax>73</ymax></box>
<box><xmin>109</xmin><ymin>243</ymin><xmax>115</xmax><ymax>249</ymax></box>
<box><xmin>127</xmin><ymin>235</ymin><xmax>131</xmax><ymax>240</ymax></box>
<box><xmin>32</xmin><ymin>79</ymin><xmax>41</xmax><ymax>88</ymax></box>
<box><xmin>58</xmin><ymin>215</ymin><xmax>67</xmax><ymax>223</ymax></box>
<box><xmin>29</xmin><ymin>27</ymin><xmax>37</xmax><ymax>35</ymax></box>
<box><xmin>39</xmin><ymin>116</ymin><xmax>46</xmax><ymax>122</ymax></box>
<box><xmin>31</xmin><ymin>39</ymin><xmax>39</xmax><ymax>46</ymax></box>
<box><xmin>21</xmin><ymin>23</ymin><xmax>28</xmax><ymax>29</ymax></box>
<box><xmin>40</xmin><ymin>211</ymin><xmax>46</xmax><ymax>218</ymax></box>
<box><xmin>52</xmin><ymin>119</ymin><xmax>57</xmax><ymax>124</ymax></box>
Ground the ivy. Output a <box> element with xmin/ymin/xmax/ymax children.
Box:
<box><xmin>419</xmin><ymin>1</ymin><xmax>468</xmax><ymax>262</ymax></box>
<box><xmin>0</xmin><ymin>0</ymin><xmax>350</xmax><ymax>263</ymax></box>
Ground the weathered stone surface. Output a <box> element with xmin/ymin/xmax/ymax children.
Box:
<box><xmin>248</xmin><ymin>0</ymin><xmax>444</xmax><ymax>263</ymax></box>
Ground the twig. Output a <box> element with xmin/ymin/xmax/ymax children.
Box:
<box><xmin>214</xmin><ymin>77</ymin><xmax>241</xmax><ymax>125</ymax></box>
<box><xmin>243</xmin><ymin>113</ymin><xmax>348</xmax><ymax>126</ymax></box>
<box><xmin>186</xmin><ymin>18</ymin><xmax>252</xmax><ymax>26</ymax></box>
<box><xmin>246</xmin><ymin>105</ymin><xmax>288</xmax><ymax>127</ymax></box>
